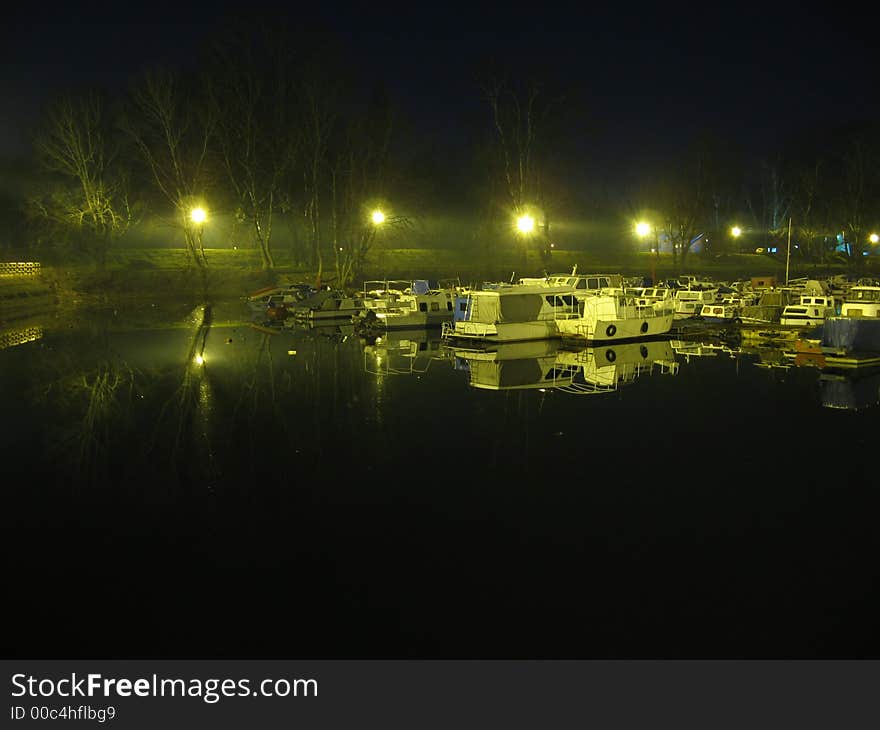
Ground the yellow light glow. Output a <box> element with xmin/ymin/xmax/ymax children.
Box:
<box><xmin>191</xmin><ymin>207</ymin><xmax>207</xmax><ymax>224</ymax></box>
<box><xmin>635</xmin><ymin>222</ymin><xmax>651</xmax><ymax>237</ymax></box>
<box><xmin>517</xmin><ymin>215</ymin><xmax>535</xmax><ymax>234</ymax></box>
<box><xmin>371</xmin><ymin>210</ymin><xmax>385</xmax><ymax>225</ymax></box>
<box><xmin>731</xmin><ymin>226</ymin><xmax>742</xmax><ymax>237</ymax></box>
<box><xmin>194</xmin><ymin>355</ymin><xmax>205</xmax><ymax>365</ymax></box>
<box><xmin>870</xmin><ymin>233</ymin><xmax>879</xmax><ymax>244</ymax></box>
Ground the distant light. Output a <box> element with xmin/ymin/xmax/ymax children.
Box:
<box><xmin>194</xmin><ymin>355</ymin><xmax>205</xmax><ymax>365</ymax></box>
<box><xmin>550</xmin><ymin>243</ymin><xmax>555</xmax><ymax>248</ymax></box>
<box><xmin>287</xmin><ymin>350</ymin><xmax>296</xmax><ymax>355</ymax></box>
<box><xmin>731</xmin><ymin>226</ymin><xmax>742</xmax><ymax>238</ymax></box>
<box><xmin>371</xmin><ymin>210</ymin><xmax>385</xmax><ymax>225</ymax></box>
<box><xmin>870</xmin><ymin>233</ymin><xmax>879</xmax><ymax>244</ymax></box>
<box><xmin>635</xmin><ymin>222</ymin><xmax>651</xmax><ymax>237</ymax></box>
<box><xmin>190</xmin><ymin>207</ymin><xmax>207</xmax><ymax>224</ymax></box>
<box><xmin>339</xmin><ymin>247</ymin><xmax>344</xmax><ymax>251</ymax></box>
<box><xmin>517</xmin><ymin>215</ymin><xmax>535</xmax><ymax>234</ymax></box>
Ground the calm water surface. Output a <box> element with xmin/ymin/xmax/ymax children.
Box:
<box><xmin>3</xmin><ymin>301</ymin><xmax>879</xmax><ymax>658</ymax></box>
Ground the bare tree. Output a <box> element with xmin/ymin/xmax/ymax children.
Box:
<box><xmin>299</xmin><ymin>66</ymin><xmax>338</xmax><ymax>288</ymax></box>
<box><xmin>208</xmin><ymin>28</ymin><xmax>298</xmax><ymax>270</ymax></box>
<box><xmin>32</xmin><ymin>94</ymin><xmax>132</xmax><ymax>266</ymax></box>
<box><xmin>122</xmin><ymin>69</ymin><xmax>216</xmax><ymax>269</ymax></box>
<box><xmin>838</xmin><ymin>138</ymin><xmax>877</xmax><ymax>261</ymax></box>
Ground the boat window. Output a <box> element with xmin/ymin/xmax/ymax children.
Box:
<box><xmin>576</xmin><ymin>279</ymin><xmax>587</xmax><ymax>289</ymax></box>
<box><xmin>430</xmin><ymin>302</ymin><xmax>440</xmax><ymax>311</ymax></box>
<box><xmin>419</xmin><ymin>341</ymin><xmax>428</xmax><ymax>351</ymax></box>
<box><xmin>459</xmin><ymin>302</ymin><xmax>467</xmax><ymax>311</ymax></box>
<box><xmin>419</xmin><ymin>303</ymin><xmax>428</xmax><ymax>312</ymax></box>
<box><xmin>587</xmin><ymin>278</ymin><xmax>599</xmax><ymax>290</ymax></box>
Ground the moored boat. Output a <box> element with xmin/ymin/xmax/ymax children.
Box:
<box><xmin>556</xmin><ymin>291</ymin><xmax>674</xmax><ymax>343</ymax></box>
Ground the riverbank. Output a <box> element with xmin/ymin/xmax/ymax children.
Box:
<box><xmin>5</xmin><ymin>247</ymin><xmax>876</xmax><ymax>322</ymax></box>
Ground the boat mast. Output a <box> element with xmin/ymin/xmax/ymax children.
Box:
<box><xmin>785</xmin><ymin>217</ymin><xmax>792</xmax><ymax>285</ymax></box>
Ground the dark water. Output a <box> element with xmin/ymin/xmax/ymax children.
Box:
<box><xmin>3</xmin><ymin>302</ymin><xmax>880</xmax><ymax>659</ymax></box>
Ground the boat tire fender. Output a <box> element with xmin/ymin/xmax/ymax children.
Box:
<box><xmin>605</xmin><ymin>348</ymin><xmax>616</xmax><ymax>362</ymax></box>
<box><xmin>640</xmin><ymin>321</ymin><xmax>649</xmax><ymax>333</ymax></box>
<box><xmin>606</xmin><ymin>324</ymin><xmax>617</xmax><ymax>337</ymax></box>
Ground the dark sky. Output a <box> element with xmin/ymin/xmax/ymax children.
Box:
<box><xmin>2</xmin><ymin>2</ymin><xmax>878</xmax><ymax>195</ymax></box>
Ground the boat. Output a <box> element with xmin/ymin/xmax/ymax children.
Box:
<box><xmin>779</xmin><ymin>294</ymin><xmax>836</xmax><ymax>327</ymax></box>
<box><xmin>840</xmin><ymin>285</ymin><xmax>880</xmax><ymax>318</ymax></box>
<box><xmin>355</xmin><ymin>279</ymin><xmax>460</xmax><ymax>331</ymax></box>
<box><xmin>288</xmin><ymin>288</ymin><xmax>366</xmax><ymax>321</ymax></box>
<box><xmin>246</xmin><ymin>282</ymin><xmax>317</xmax><ymax>313</ymax></box>
<box><xmin>672</xmin><ymin>288</ymin><xmax>718</xmax><ymax>320</ymax></box>
<box><xmin>442</xmin><ymin>281</ymin><xmax>579</xmax><ymax>344</ymax></box>
<box><xmin>443</xmin><ymin>268</ymin><xmax>625</xmax><ymax>344</ymax></box>
<box><xmin>555</xmin><ymin>291</ymin><xmax>674</xmax><ymax>343</ymax></box>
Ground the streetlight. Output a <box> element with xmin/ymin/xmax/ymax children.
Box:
<box><xmin>731</xmin><ymin>226</ymin><xmax>742</xmax><ymax>238</ymax></box>
<box><xmin>191</xmin><ymin>207</ymin><xmax>207</xmax><ymax>225</ymax></box>
<box><xmin>635</xmin><ymin>221</ymin><xmax>651</xmax><ymax>239</ymax></box>
<box><xmin>516</xmin><ymin>214</ymin><xmax>535</xmax><ymax>234</ymax></box>
<box><xmin>869</xmin><ymin>233</ymin><xmax>879</xmax><ymax>244</ymax></box>
<box><xmin>371</xmin><ymin>209</ymin><xmax>385</xmax><ymax>225</ymax></box>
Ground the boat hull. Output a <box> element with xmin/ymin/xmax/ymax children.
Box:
<box><xmin>557</xmin><ymin>312</ymin><xmax>674</xmax><ymax>342</ymax></box>
<box><xmin>445</xmin><ymin>319</ymin><xmax>560</xmax><ymax>343</ymax></box>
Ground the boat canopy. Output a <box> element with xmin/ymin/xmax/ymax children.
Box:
<box><xmin>470</xmin><ymin>292</ymin><xmax>545</xmax><ymax>323</ymax></box>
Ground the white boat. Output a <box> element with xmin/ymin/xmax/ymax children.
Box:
<box><xmin>779</xmin><ymin>294</ymin><xmax>836</xmax><ymax>327</ymax></box>
<box><xmin>443</xmin><ymin>281</ymin><xmax>578</xmax><ymax>343</ymax></box>
<box><xmin>555</xmin><ymin>292</ymin><xmax>674</xmax><ymax>342</ymax></box>
<box><xmin>840</xmin><ymin>286</ymin><xmax>880</xmax><ymax>318</ymax></box>
<box><xmin>356</xmin><ymin>279</ymin><xmax>459</xmax><ymax>330</ymax></box>
<box><xmin>672</xmin><ymin>288</ymin><xmax>718</xmax><ymax>320</ymax></box>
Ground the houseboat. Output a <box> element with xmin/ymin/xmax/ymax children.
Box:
<box><xmin>556</xmin><ymin>291</ymin><xmax>675</xmax><ymax>343</ymax></box>
<box><xmin>442</xmin><ymin>281</ymin><xmax>579</xmax><ymax>344</ymax></box>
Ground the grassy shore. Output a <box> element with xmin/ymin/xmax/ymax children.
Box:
<box><xmin>14</xmin><ymin>247</ymin><xmax>880</xmax><ymax>314</ymax></box>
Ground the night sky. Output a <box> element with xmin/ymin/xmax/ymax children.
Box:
<box><xmin>2</xmin><ymin>3</ymin><xmax>878</xmax><ymax>196</ymax></box>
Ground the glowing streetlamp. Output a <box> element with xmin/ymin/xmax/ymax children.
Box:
<box><xmin>371</xmin><ymin>209</ymin><xmax>385</xmax><ymax>225</ymax></box>
<box><xmin>731</xmin><ymin>226</ymin><xmax>742</xmax><ymax>238</ymax></box>
<box><xmin>191</xmin><ymin>207</ymin><xmax>207</xmax><ymax>225</ymax></box>
<box><xmin>516</xmin><ymin>214</ymin><xmax>535</xmax><ymax>234</ymax></box>
<box><xmin>635</xmin><ymin>221</ymin><xmax>651</xmax><ymax>238</ymax></box>
<box><xmin>869</xmin><ymin>233</ymin><xmax>879</xmax><ymax>244</ymax></box>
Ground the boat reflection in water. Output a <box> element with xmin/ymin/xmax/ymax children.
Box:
<box><xmin>450</xmin><ymin>340</ymin><xmax>573</xmax><ymax>390</ymax></box>
<box><xmin>450</xmin><ymin>338</ymin><xmax>678</xmax><ymax>393</ymax></box>
<box><xmin>554</xmin><ymin>339</ymin><xmax>678</xmax><ymax>394</ymax></box>
<box><xmin>362</xmin><ymin>329</ymin><xmax>449</xmax><ymax>376</ymax></box>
